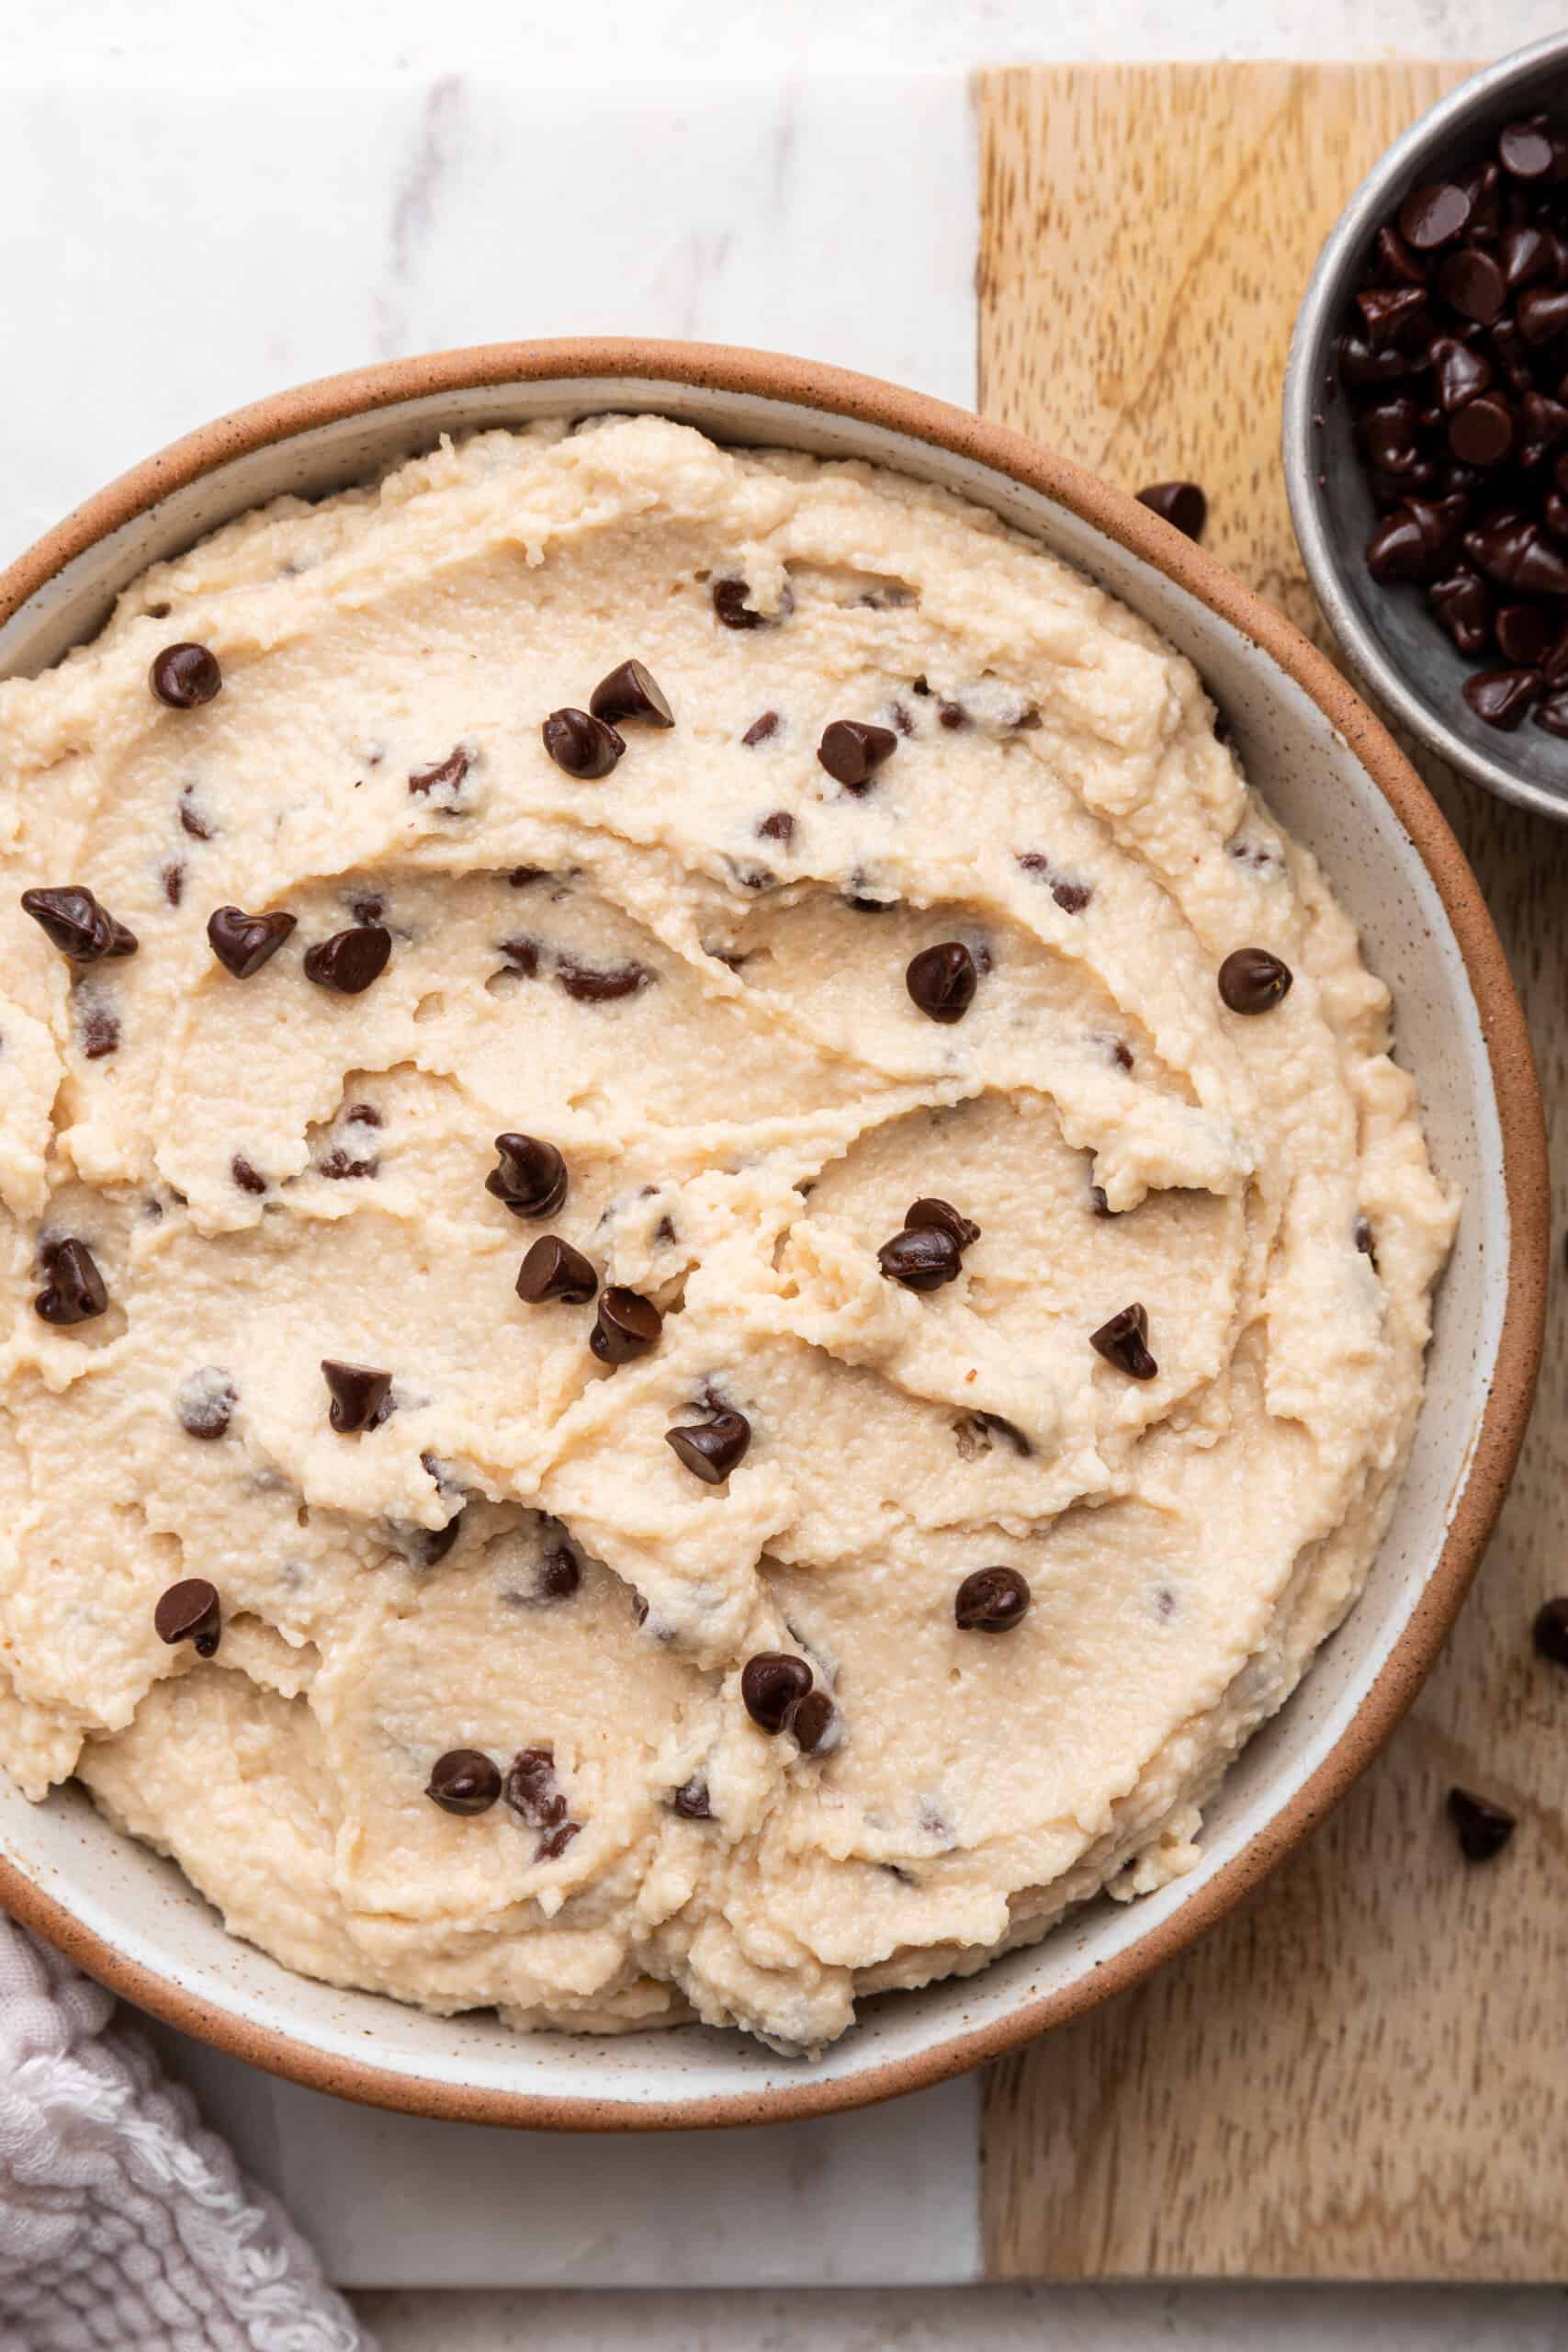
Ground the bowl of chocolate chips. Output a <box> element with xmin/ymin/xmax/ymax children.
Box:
<box><xmin>1287</xmin><ymin>32</ymin><xmax>1568</xmax><ymax>819</ymax></box>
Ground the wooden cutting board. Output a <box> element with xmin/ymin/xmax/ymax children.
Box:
<box><xmin>975</xmin><ymin>63</ymin><xmax>1568</xmax><ymax>2282</ymax></box>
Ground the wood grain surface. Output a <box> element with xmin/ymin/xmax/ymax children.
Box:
<box><xmin>976</xmin><ymin>63</ymin><xmax>1568</xmax><ymax>2282</ymax></box>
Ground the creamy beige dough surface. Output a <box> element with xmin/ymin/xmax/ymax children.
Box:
<box><xmin>0</xmin><ymin>417</ymin><xmax>1456</xmax><ymax>2053</ymax></box>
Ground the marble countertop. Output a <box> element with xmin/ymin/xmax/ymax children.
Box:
<box><xmin>8</xmin><ymin>3</ymin><xmax>1566</xmax><ymax>2345</ymax></box>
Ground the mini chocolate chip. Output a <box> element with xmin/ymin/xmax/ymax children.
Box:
<box><xmin>516</xmin><ymin>1235</ymin><xmax>598</xmax><ymax>1305</ymax></box>
<box><xmin>589</xmin><ymin>660</ymin><xmax>675</xmax><ymax>728</ymax></box>
<box><xmin>906</xmin><ymin>1196</ymin><xmax>980</xmax><ymax>1249</ymax></box>
<box><xmin>162</xmin><ymin>861</ymin><xmax>185</xmax><ymax>907</ymax></box>
<box><xmin>1397</xmin><ymin>182</ymin><xmax>1471</xmax><ymax>251</ymax></box>
<box><xmin>425</xmin><ymin>1749</ymin><xmax>502</xmax><ymax>1815</ymax></box>
<box><xmin>1447</xmin><ymin>1786</ymin><xmax>1516</xmax><ymax>1862</ymax></box>
<box><xmin>1499</xmin><ymin>120</ymin><xmax>1554</xmax><ymax>181</ymax></box>
<box><xmin>740</xmin><ymin>1652</ymin><xmax>813</xmax><ymax>1734</ymax></box>
<box><xmin>80</xmin><ymin>1006</ymin><xmax>119</xmax><ymax>1060</ymax></box>
<box><xmin>1134</xmin><ymin>481</ymin><xmax>1207</xmax><ymax>539</ymax></box>
<box><xmin>1217</xmin><ymin>946</ymin><xmax>1292</xmax><ymax>1013</ymax></box>
<box><xmin>350</xmin><ymin>894</ymin><xmax>384</xmax><ymax>926</ymax></box>
<box><xmin>877</xmin><ymin>1225</ymin><xmax>963</xmax><ymax>1291</ymax></box>
<box><xmin>153</xmin><ymin>1577</ymin><xmax>221</xmax><ymax>1656</ymax></box>
<box><xmin>1437</xmin><ymin>245</ymin><xmax>1506</xmax><ymax>325</ymax></box>
<box><xmin>487</xmin><ymin>1133</ymin><xmax>569</xmax><ymax>1218</ymax></box>
<box><xmin>504</xmin><ymin>1745</ymin><xmax>568</xmax><ymax>1828</ymax></box>
<box><xmin>1463</xmin><ymin>666</ymin><xmax>1542</xmax><ymax>729</ymax></box>
<box><xmin>938</xmin><ymin>699</ymin><xmax>968</xmax><ymax>730</ymax></box>
<box><xmin>537</xmin><ymin>1546</ymin><xmax>581</xmax><ymax>1601</ymax></box>
<box><xmin>554</xmin><ymin>955</ymin><xmax>651</xmax><ymax>1003</ymax></box>
<box><xmin>954</xmin><ymin>1565</ymin><xmax>1031</xmax><ymax>1632</ymax></box>
<box><xmin>665</xmin><ymin>1408</ymin><xmax>751</xmax><ymax>1484</ymax></box>
<box><xmin>713</xmin><ymin>579</ymin><xmax>768</xmax><ymax>629</ymax></box>
<box><xmin>176</xmin><ymin>1368</ymin><xmax>236</xmax><ymax>1439</ymax></box>
<box><xmin>542</xmin><ymin>708</ymin><xmax>625</xmax><ymax>780</ymax></box>
<box><xmin>20</xmin><ymin>887</ymin><xmax>138</xmax><ymax>965</ymax></box>
<box><xmin>905</xmin><ymin>941</ymin><xmax>977</xmax><ymax>1024</ymax></box>
<box><xmin>231</xmin><ymin>1155</ymin><xmax>266</xmax><ymax>1194</ymax></box>
<box><xmin>498</xmin><ymin>936</ymin><xmax>541</xmax><ymax>978</ymax></box>
<box><xmin>321</xmin><ymin>1359</ymin><xmax>393</xmax><ymax>1433</ymax></box>
<box><xmin>671</xmin><ymin>1775</ymin><xmax>713</xmax><ymax>1819</ymax></box>
<box><xmin>408</xmin><ymin>746</ymin><xmax>470</xmax><ymax>797</ymax></box>
<box><xmin>178</xmin><ymin>793</ymin><xmax>213</xmax><ymax>841</ymax></box>
<box><xmin>303</xmin><ymin>924</ymin><xmax>391</xmax><ymax>994</ymax></box>
<box><xmin>756</xmin><ymin>808</ymin><xmax>795</xmax><ymax>842</ymax></box>
<box><xmin>1531</xmin><ymin>1596</ymin><xmax>1568</xmax><ymax>1667</ymax></box>
<box><xmin>150</xmin><ymin>642</ymin><xmax>222</xmax><ymax>708</ymax></box>
<box><xmin>1090</xmin><ymin>1302</ymin><xmax>1158</xmax><ymax>1379</ymax></box>
<box><xmin>964</xmin><ymin>1409</ymin><xmax>1033</xmax><ymax>1457</ymax></box>
<box><xmin>536</xmin><ymin>1821</ymin><xmax>581</xmax><ymax>1862</ymax></box>
<box><xmin>35</xmin><ymin>1238</ymin><xmax>107</xmax><ymax>1326</ymax></box>
<box><xmin>590</xmin><ymin>1286</ymin><xmax>662</xmax><ymax>1364</ymax></box>
<box><xmin>317</xmin><ymin>1148</ymin><xmax>377</xmax><ymax>1180</ymax></box>
<box><xmin>208</xmin><ymin>905</ymin><xmax>297</xmax><ymax>978</ymax></box>
<box><xmin>742</xmin><ymin>711</ymin><xmax>780</xmax><ymax>746</ymax></box>
<box><xmin>790</xmin><ymin>1690</ymin><xmax>840</xmax><ymax>1755</ymax></box>
<box><xmin>818</xmin><ymin>719</ymin><xmax>897</xmax><ymax>791</ymax></box>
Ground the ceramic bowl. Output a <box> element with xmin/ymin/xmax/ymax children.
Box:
<box><xmin>1284</xmin><ymin>31</ymin><xmax>1568</xmax><ymax>821</ymax></box>
<box><xmin>0</xmin><ymin>342</ymin><xmax>1546</xmax><ymax>2129</ymax></box>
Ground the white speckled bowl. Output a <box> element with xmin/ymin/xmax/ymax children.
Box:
<box><xmin>0</xmin><ymin>344</ymin><xmax>1546</xmax><ymax>2129</ymax></box>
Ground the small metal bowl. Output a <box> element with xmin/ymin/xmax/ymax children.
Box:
<box><xmin>1285</xmin><ymin>32</ymin><xmax>1568</xmax><ymax>822</ymax></box>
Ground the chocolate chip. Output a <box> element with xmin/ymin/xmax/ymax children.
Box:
<box><xmin>487</xmin><ymin>1134</ymin><xmax>569</xmax><ymax>1218</ymax></box>
<box><xmin>713</xmin><ymin>579</ymin><xmax>768</xmax><ymax>629</ymax></box>
<box><xmin>1354</xmin><ymin>1216</ymin><xmax>1379</xmax><ymax>1267</ymax></box>
<box><xmin>1436</xmin><ymin>245</ymin><xmax>1506</xmax><ymax>324</ymax></box>
<box><xmin>954</xmin><ymin>1565</ymin><xmax>1031</xmax><ymax>1632</ymax></box>
<box><xmin>504</xmin><ymin>1745</ymin><xmax>568</xmax><ymax>1828</ymax></box>
<box><xmin>665</xmin><ymin>1408</ymin><xmax>751</xmax><ymax>1484</ymax></box>
<box><xmin>905</xmin><ymin>941</ymin><xmax>977</xmax><ymax>1024</ymax></box>
<box><xmin>425</xmin><ymin>1749</ymin><xmax>502</xmax><ymax>1815</ymax></box>
<box><xmin>877</xmin><ymin>1225</ymin><xmax>963</xmax><ymax>1291</ymax></box>
<box><xmin>1217</xmin><ymin>946</ymin><xmax>1293</xmax><ymax>1013</ymax></box>
<box><xmin>1016</xmin><ymin>851</ymin><xmax>1093</xmax><ymax>913</ymax></box>
<box><xmin>1339</xmin><ymin>333</ymin><xmax>1414</xmax><ymax>388</ymax></box>
<box><xmin>589</xmin><ymin>1286</ymin><xmax>662</xmax><ymax>1364</ymax></box>
<box><xmin>537</xmin><ymin>1546</ymin><xmax>581</xmax><ymax>1602</ymax></box>
<box><xmin>35</xmin><ymin>1238</ymin><xmax>107</xmax><ymax>1326</ymax></box>
<box><xmin>790</xmin><ymin>1690</ymin><xmax>840</xmax><ymax>1755</ymax></box>
<box><xmin>756</xmin><ymin>808</ymin><xmax>795</xmax><ymax>842</ymax></box>
<box><xmin>303</xmin><ymin>924</ymin><xmax>391</xmax><ymax>994</ymax></box>
<box><xmin>960</xmin><ymin>1409</ymin><xmax>1032</xmax><ymax>1457</ymax></box>
<box><xmin>1463</xmin><ymin>666</ymin><xmax>1542</xmax><ymax>729</ymax></box>
<box><xmin>153</xmin><ymin>1577</ymin><xmax>221</xmax><ymax>1657</ymax></box>
<box><xmin>1134</xmin><ymin>481</ymin><xmax>1207</xmax><ymax>539</ymax></box>
<box><xmin>516</xmin><ymin>1235</ymin><xmax>598</xmax><ymax>1305</ymax></box>
<box><xmin>350</xmin><ymin>894</ymin><xmax>384</xmax><ymax>926</ymax></box>
<box><xmin>162</xmin><ymin>861</ymin><xmax>185</xmax><ymax>907</ymax></box>
<box><xmin>1500</xmin><ymin>222</ymin><xmax>1558</xmax><ymax>291</ymax></box>
<box><xmin>1428</xmin><ymin>567</ymin><xmax>1494</xmax><ymax>652</ymax></box>
<box><xmin>150</xmin><ymin>642</ymin><xmax>222</xmax><ymax>707</ymax></box>
<box><xmin>1397</xmin><ymin>182</ymin><xmax>1471</xmax><ymax>251</ymax></box>
<box><xmin>507</xmin><ymin>865</ymin><xmax>547</xmax><ymax>889</ymax></box>
<box><xmin>938</xmin><ymin>699</ymin><xmax>968</xmax><ymax>730</ymax></box>
<box><xmin>671</xmin><ymin>1775</ymin><xmax>713</xmax><ymax>1819</ymax></box>
<box><xmin>1090</xmin><ymin>1302</ymin><xmax>1158</xmax><ymax>1379</ymax></box>
<box><xmin>176</xmin><ymin>1367</ymin><xmax>236</xmax><ymax>1439</ymax></box>
<box><xmin>742</xmin><ymin>711</ymin><xmax>780</xmax><ymax>746</ymax></box>
<box><xmin>542</xmin><ymin>708</ymin><xmax>625</xmax><ymax>781</ymax></box>
<box><xmin>589</xmin><ymin>660</ymin><xmax>675</xmax><ymax>728</ymax></box>
<box><xmin>906</xmin><ymin>1196</ymin><xmax>980</xmax><ymax>1249</ymax></box>
<box><xmin>497</xmin><ymin>936</ymin><xmax>541</xmax><ymax>979</ymax></box>
<box><xmin>321</xmin><ymin>1359</ymin><xmax>393</xmax><ymax>1432</ymax></box>
<box><xmin>554</xmin><ymin>955</ymin><xmax>651</xmax><ymax>1003</ymax></box>
<box><xmin>1429</xmin><ymin>336</ymin><xmax>1492</xmax><ymax>412</ymax></box>
<box><xmin>1374</xmin><ymin>224</ymin><xmax>1429</xmax><ymax>284</ymax></box>
<box><xmin>1536</xmin><ymin>686</ymin><xmax>1568</xmax><ymax>735</ymax></box>
<box><xmin>408</xmin><ymin>746</ymin><xmax>470</xmax><ymax>797</ymax></box>
<box><xmin>317</xmin><ymin>1148</ymin><xmax>377</xmax><ymax>1180</ymax></box>
<box><xmin>208</xmin><ymin>905</ymin><xmax>297</xmax><ymax>978</ymax></box>
<box><xmin>1495</xmin><ymin>603</ymin><xmax>1558</xmax><ymax>665</ymax></box>
<box><xmin>80</xmin><ymin>1005</ymin><xmax>119</xmax><ymax>1060</ymax></box>
<box><xmin>1448</xmin><ymin>392</ymin><xmax>1515</xmax><ymax>466</ymax></box>
<box><xmin>740</xmin><ymin>1652</ymin><xmax>813</xmax><ymax>1735</ymax></box>
<box><xmin>178</xmin><ymin>792</ymin><xmax>213</xmax><ymax>841</ymax></box>
<box><xmin>20</xmin><ymin>887</ymin><xmax>137</xmax><ymax>965</ymax></box>
<box><xmin>1499</xmin><ymin>120</ymin><xmax>1554</xmax><ymax>181</ymax></box>
<box><xmin>1447</xmin><ymin>1785</ymin><xmax>1516</xmax><ymax>1862</ymax></box>
<box><xmin>231</xmin><ymin>1155</ymin><xmax>266</xmax><ymax>1194</ymax></box>
<box><xmin>1531</xmin><ymin>1596</ymin><xmax>1568</xmax><ymax>1666</ymax></box>
<box><xmin>817</xmin><ymin>719</ymin><xmax>898</xmax><ymax>792</ymax></box>
<box><xmin>410</xmin><ymin>1511</ymin><xmax>464</xmax><ymax>1566</ymax></box>
<box><xmin>1517</xmin><ymin>287</ymin><xmax>1568</xmax><ymax>346</ymax></box>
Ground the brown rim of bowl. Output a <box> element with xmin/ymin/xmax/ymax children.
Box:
<box><xmin>0</xmin><ymin>339</ymin><xmax>1547</xmax><ymax>2132</ymax></box>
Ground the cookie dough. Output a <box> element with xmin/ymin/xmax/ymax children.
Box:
<box><xmin>0</xmin><ymin>416</ymin><xmax>1456</xmax><ymax>2053</ymax></box>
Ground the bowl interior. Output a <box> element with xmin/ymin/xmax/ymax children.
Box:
<box><xmin>0</xmin><ymin>373</ymin><xmax>1509</xmax><ymax>2122</ymax></box>
<box><xmin>1289</xmin><ymin>39</ymin><xmax>1568</xmax><ymax>820</ymax></box>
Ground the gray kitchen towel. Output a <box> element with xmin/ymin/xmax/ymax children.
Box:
<box><xmin>0</xmin><ymin>1913</ymin><xmax>372</xmax><ymax>2351</ymax></box>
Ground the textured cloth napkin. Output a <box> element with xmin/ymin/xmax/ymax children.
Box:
<box><xmin>0</xmin><ymin>1913</ymin><xmax>372</xmax><ymax>2351</ymax></box>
